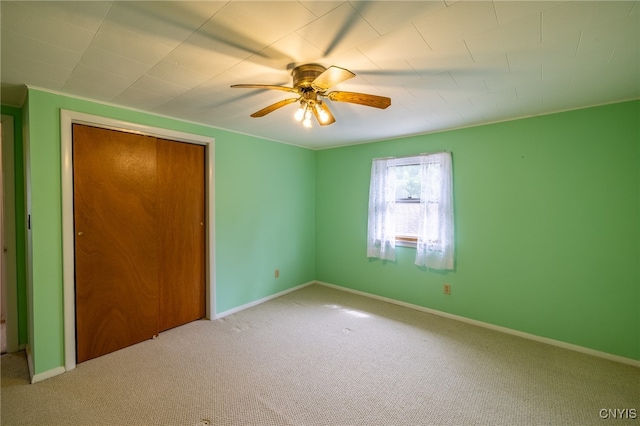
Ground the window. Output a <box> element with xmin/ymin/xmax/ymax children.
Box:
<box><xmin>366</xmin><ymin>152</ymin><xmax>454</xmax><ymax>270</ymax></box>
<box><xmin>394</xmin><ymin>159</ymin><xmax>421</xmax><ymax>245</ymax></box>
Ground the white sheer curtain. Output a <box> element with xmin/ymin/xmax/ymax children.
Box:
<box><xmin>366</xmin><ymin>158</ymin><xmax>396</xmax><ymax>261</ymax></box>
<box><xmin>415</xmin><ymin>152</ymin><xmax>454</xmax><ymax>270</ymax></box>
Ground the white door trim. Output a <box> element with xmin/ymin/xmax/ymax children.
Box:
<box><xmin>60</xmin><ymin>110</ymin><xmax>216</xmax><ymax>372</ymax></box>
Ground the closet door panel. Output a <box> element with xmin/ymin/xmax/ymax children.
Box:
<box><xmin>73</xmin><ymin>124</ymin><xmax>159</xmax><ymax>363</ymax></box>
<box><xmin>157</xmin><ymin>139</ymin><xmax>206</xmax><ymax>331</ymax></box>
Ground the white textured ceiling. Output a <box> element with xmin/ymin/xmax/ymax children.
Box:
<box><xmin>1</xmin><ymin>1</ymin><xmax>638</xmax><ymax>149</ymax></box>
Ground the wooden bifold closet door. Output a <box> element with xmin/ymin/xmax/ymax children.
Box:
<box><xmin>156</xmin><ymin>138</ymin><xmax>206</xmax><ymax>332</ymax></box>
<box><xmin>73</xmin><ymin>124</ymin><xmax>205</xmax><ymax>363</ymax></box>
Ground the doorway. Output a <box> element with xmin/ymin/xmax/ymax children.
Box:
<box><xmin>1</xmin><ymin>114</ymin><xmax>19</xmax><ymax>355</ymax></box>
<box><xmin>60</xmin><ymin>111</ymin><xmax>215</xmax><ymax>371</ymax></box>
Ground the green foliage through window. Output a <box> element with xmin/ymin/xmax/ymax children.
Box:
<box><xmin>396</xmin><ymin>164</ymin><xmax>420</xmax><ymax>200</ymax></box>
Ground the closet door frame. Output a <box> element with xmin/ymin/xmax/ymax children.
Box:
<box><xmin>60</xmin><ymin>110</ymin><xmax>215</xmax><ymax>372</ymax></box>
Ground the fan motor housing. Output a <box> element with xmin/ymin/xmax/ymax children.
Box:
<box><xmin>291</xmin><ymin>64</ymin><xmax>326</xmax><ymax>89</ymax></box>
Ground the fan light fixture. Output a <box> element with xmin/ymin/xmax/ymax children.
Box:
<box><xmin>231</xmin><ymin>63</ymin><xmax>391</xmax><ymax>128</ymax></box>
<box><xmin>294</xmin><ymin>100</ymin><xmax>331</xmax><ymax>128</ymax></box>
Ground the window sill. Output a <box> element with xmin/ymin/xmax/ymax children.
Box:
<box><xmin>396</xmin><ymin>236</ymin><xmax>417</xmax><ymax>248</ymax></box>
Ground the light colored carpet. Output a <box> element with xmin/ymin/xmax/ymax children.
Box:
<box><xmin>1</xmin><ymin>284</ymin><xmax>638</xmax><ymax>425</ymax></box>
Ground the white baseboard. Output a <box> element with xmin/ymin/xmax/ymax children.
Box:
<box><xmin>25</xmin><ymin>344</ymin><xmax>66</xmax><ymax>383</ymax></box>
<box><xmin>315</xmin><ymin>281</ymin><xmax>640</xmax><ymax>368</ymax></box>
<box><xmin>31</xmin><ymin>366</ymin><xmax>66</xmax><ymax>384</ymax></box>
<box><xmin>215</xmin><ymin>281</ymin><xmax>315</xmax><ymax>319</ymax></box>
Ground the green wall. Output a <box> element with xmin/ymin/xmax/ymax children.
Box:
<box><xmin>316</xmin><ymin>101</ymin><xmax>640</xmax><ymax>361</ymax></box>
<box><xmin>1</xmin><ymin>104</ymin><xmax>28</xmax><ymax>346</ymax></box>
<box><xmin>216</xmin><ymin>136</ymin><xmax>316</xmax><ymax>311</ymax></box>
<box><xmin>22</xmin><ymin>88</ymin><xmax>316</xmax><ymax>375</ymax></box>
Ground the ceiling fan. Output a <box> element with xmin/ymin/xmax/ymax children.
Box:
<box><xmin>231</xmin><ymin>64</ymin><xmax>391</xmax><ymax>127</ymax></box>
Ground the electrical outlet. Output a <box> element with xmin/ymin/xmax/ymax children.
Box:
<box><xmin>443</xmin><ymin>283</ymin><xmax>451</xmax><ymax>295</ymax></box>
<box><xmin>275</xmin><ymin>269</ymin><xmax>280</xmax><ymax>278</ymax></box>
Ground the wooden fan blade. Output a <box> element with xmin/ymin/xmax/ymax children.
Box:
<box><xmin>312</xmin><ymin>102</ymin><xmax>336</xmax><ymax>126</ymax></box>
<box><xmin>231</xmin><ymin>84</ymin><xmax>298</xmax><ymax>94</ymax></box>
<box><xmin>326</xmin><ymin>91</ymin><xmax>391</xmax><ymax>109</ymax></box>
<box><xmin>311</xmin><ymin>66</ymin><xmax>355</xmax><ymax>91</ymax></box>
<box><xmin>250</xmin><ymin>98</ymin><xmax>299</xmax><ymax>117</ymax></box>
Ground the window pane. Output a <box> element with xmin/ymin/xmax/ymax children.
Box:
<box><xmin>396</xmin><ymin>164</ymin><xmax>420</xmax><ymax>200</ymax></box>
<box><xmin>396</xmin><ymin>202</ymin><xmax>420</xmax><ymax>236</ymax></box>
